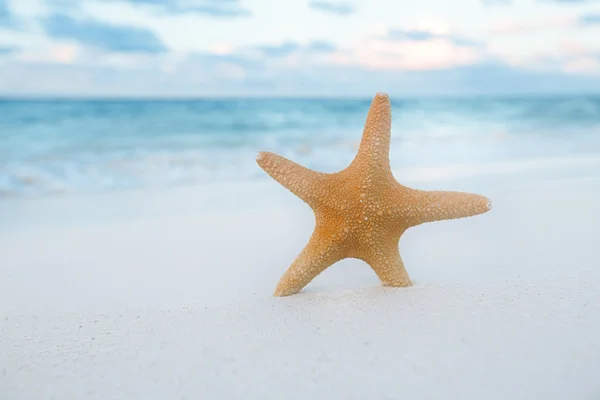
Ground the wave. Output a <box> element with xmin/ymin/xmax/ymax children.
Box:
<box><xmin>2</xmin><ymin>150</ymin><xmax>600</xmax><ymax>199</ymax></box>
<box><xmin>2</xmin><ymin>96</ymin><xmax>600</xmax><ymax>198</ymax></box>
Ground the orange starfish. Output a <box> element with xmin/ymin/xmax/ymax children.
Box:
<box><xmin>256</xmin><ymin>92</ymin><xmax>492</xmax><ymax>297</ymax></box>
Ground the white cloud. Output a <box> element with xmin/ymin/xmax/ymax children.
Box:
<box><xmin>16</xmin><ymin>42</ymin><xmax>78</xmax><ymax>63</ymax></box>
<box><xmin>49</xmin><ymin>42</ymin><xmax>76</xmax><ymax>62</ymax></box>
<box><xmin>208</xmin><ymin>43</ymin><xmax>234</xmax><ymax>55</ymax></box>
<box><xmin>487</xmin><ymin>15</ymin><xmax>578</xmax><ymax>34</ymax></box>
<box><xmin>331</xmin><ymin>19</ymin><xmax>486</xmax><ymax>71</ymax></box>
<box><xmin>401</xmin><ymin>16</ymin><xmax>453</xmax><ymax>36</ymax></box>
<box><xmin>348</xmin><ymin>37</ymin><xmax>483</xmax><ymax>71</ymax></box>
<box><xmin>561</xmin><ymin>39</ymin><xmax>588</xmax><ymax>55</ymax></box>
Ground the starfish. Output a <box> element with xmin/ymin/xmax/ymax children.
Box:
<box><xmin>256</xmin><ymin>92</ymin><xmax>492</xmax><ymax>297</ymax></box>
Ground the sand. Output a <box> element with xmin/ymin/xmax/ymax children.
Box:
<box><xmin>1</xmin><ymin>177</ymin><xmax>600</xmax><ymax>399</ymax></box>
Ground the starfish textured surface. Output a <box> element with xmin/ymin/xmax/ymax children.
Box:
<box><xmin>256</xmin><ymin>92</ymin><xmax>492</xmax><ymax>297</ymax></box>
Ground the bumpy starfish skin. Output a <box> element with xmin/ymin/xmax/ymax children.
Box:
<box><xmin>256</xmin><ymin>92</ymin><xmax>492</xmax><ymax>297</ymax></box>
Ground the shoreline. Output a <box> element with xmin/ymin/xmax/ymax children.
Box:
<box><xmin>3</xmin><ymin>150</ymin><xmax>600</xmax><ymax>234</ymax></box>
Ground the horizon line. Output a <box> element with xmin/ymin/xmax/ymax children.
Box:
<box><xmin>2</xmin><ymin>91</ymin><xmax>600</xmax><ymax>101</ymax></box>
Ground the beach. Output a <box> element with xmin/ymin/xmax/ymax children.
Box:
<box><xmin>2</xmin><ymin>171</ymin><xmax>600</xmax><ymax>399</ymax></box>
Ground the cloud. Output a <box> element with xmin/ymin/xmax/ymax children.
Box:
<box><xmin>492</xmin><ymin>39</ymin><xmax>600</xmax><ymax>76</ymax></box>
<box><xmin>557</xmin><ymin>43</ymin><xmax>600</xmax><ymax>75</ymax></box>
<box><xmin>17</xmin><ymin>43</ymin><xmax>79</xmax><ymax>64</ymax></box>
<box><xmin>257</xmin><ymin>40</ymin><xmax>337</xmax><ymax>58</ymax></box>
<box><xmin>388</xmin><ymin>29</ymin><xmax>484</xmax><ymax>48</ymax></box>
<box><xmin>560</xmin><ymin>40</ymin><xmax>588</xmax><ymax>56</ymax></box>
<box><xmin>121</xmin><ymin>0</ymin><xmax>252</xmax><ymax>17</ymax></box>
<box><xmin>0</xmin><ymin>0</ymin><xmax>7</xmax><ymax>18</ymax></box>
<box><xmin>42</xmin><ymin>14</ymin><xmax>166</xmax><ymax>53</ymax></box>
<box><xmin>488</xmin><ymin>12</ymin><xmax>600</xmax><ymax>35</ymax></box>
<box><xmin>488</xmin><ymin>16</ymin><xmax>577</xmax><ymax>34</ymax></box>
<box><xmin>182</xmin><ymin>40</ymin><xmax>340</xmax><ymax>77</ymax></box>
<box><xmin>258</xmin><ymin>41</ymin><xmax>300</xmax><ymax>58</ymax></box>
<box><xmin>580</xmin><ymin>13</ymin><xmax>600</xmax><ymax>25</ymax></box>
<box><xmin>481</xmin><ymin>0</ymin><xmax>512</xmax><ymax>5</ymax></box>
<box><xmin>353</xmin><ymin>40</ymin><xmax>483</xmax><ymax>71</ymax></box>
<box><xmin>484</xmin><ymin>0</ymin><xmax>600</xmax><ymax>6</ymax></box>
<box><xmin>309</xmin><ymin>1</ymin><xmax>355</xmax><ymax>16</ymax></box>
<box><xmin>307</xmin><ymin>41</ymin><xmax>337</xmax><ymax>53</ymax></box>
<box><xmin>0</xmin><ymin>45</ymin><xmax>17</xmax><ymax>54</ymax></box>
<box><xmin>0</xmin><ymin>0</ymin><xmax>15</xmax><ymax>27</ymax></box>
<box><xmin>179</xmin><ymin>51</ymin><xmax>265</xmax><ymax>83</ymax></box>
<box><xmin>152</xmin><ymin>40</ymin><xmax>341</xmax><ymax>87</ymax></box>
<box><xmin>335</xmin><ymin>25</ymin><xmax>486</xmax><ymax>71</ymax></box>
<box><xmin>544</xmin><ymin>0</ymin><xmax>600</xmax><ymax>3</ymax></box>
<box><xmin>51</xmin><ymin>44</ymin><xmax>78</xmax><ymax>63</ymax></box>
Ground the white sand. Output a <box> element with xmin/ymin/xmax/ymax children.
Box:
<box><xmin>1</xmin><ymin>177</ymin><xmax>600</xmax><ymax>399</ymax></box>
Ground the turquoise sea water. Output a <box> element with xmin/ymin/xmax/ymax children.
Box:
<box><xmin>1</xmin><ymin>96</ymin><xmax>600</xmax><ymax>198</ymax></box>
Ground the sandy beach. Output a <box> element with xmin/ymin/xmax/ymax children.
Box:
<box><xmin>2</xmin><ymin>174</ymin><xmax>599</xmax><ymax>399</ymax></box>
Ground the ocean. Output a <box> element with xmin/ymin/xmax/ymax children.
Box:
<box><xmin>1</xmin><ymin>95</ymin><xmax>600</xmax><ymax>199</ymax></box>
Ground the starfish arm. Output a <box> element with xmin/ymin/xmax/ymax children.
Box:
<box><xmin>397</xmin><ymin>188</ymin><xmax>492</xmax><ymax>227</ymax></box>
<box><xmin>363</xmin><ymin>241</ymin><xmax>412</xmax><ymax>287</ymax></box>
<box><xmin>273</xmin><ymin>228</ymin><xmax>345</xmax><ymax>297</ymax></box>
<box><xmin>350</xmin><ymin>92</ymin><xmax>392</xmax><ymax>171</ymax></box>
<box><xmin>256</xmin><ymin>151</ymin><xmax>329</xmax><ymax>207</ymax></box>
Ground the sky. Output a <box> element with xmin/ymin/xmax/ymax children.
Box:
<box><xmin>0</xmin><ymin>0</ymin><xmax>599</xmax><ymax>97</ymax></box>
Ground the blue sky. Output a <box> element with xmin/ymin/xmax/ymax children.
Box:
<box><xmin>0</xmin><ymin>0</ymin><xmax>599</xmax><ymax>96</ymax></box>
